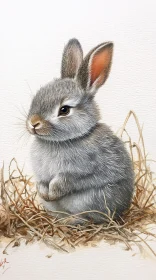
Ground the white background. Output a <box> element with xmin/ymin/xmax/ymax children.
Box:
<box><xmin>0</xmin><ymin>0</ymin><xmax>156</xmax><ymax>174</ymax></box>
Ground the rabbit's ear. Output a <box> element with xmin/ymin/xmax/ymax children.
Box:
<box><xmin>61</xmin><ymin>38</ymin><xmax>83</xmax><ymax>79</ymax></box>
<box><xmin>77</xmin><ymin>42</ymin><xmax>113</xmax><ymax>93</ymax></box>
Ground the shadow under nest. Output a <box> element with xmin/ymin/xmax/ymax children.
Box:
<box><xmin>0</xmin><ymin>111</ymin><xmax>156</xmax><ymax>255</ymax></box>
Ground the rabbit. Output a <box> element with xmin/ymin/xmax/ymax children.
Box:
<box><xmin>26</xmin><ymin>38</ymin><xmax>134</xmax><ymax>224</ymax></box>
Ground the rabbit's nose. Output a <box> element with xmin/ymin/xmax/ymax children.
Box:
<box><xmin>29</xmin><ymin>115</ymin><xmax>43</xmax><ymax>129</ymax></box>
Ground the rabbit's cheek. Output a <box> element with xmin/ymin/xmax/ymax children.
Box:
<box><xmin>36</xmin><ymin>182</ymin><xmax>49</xmax><ymax>201</ymax></box>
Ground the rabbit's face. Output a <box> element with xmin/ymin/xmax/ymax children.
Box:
<box><xmin>27</xmin><ymin>78</ymin><xmax>100</xmax><ymax>141</ymax></box>
<box><xmin>26</xmin><ymin>38</ymin><xmax>113</xmax><ymax>142</ymax></box>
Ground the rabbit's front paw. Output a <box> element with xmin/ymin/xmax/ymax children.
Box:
<box><xmin>36</xmin><ymin>182</ymin><xmax>49</xmax><ymax>201</ymax></box>
<box><xmin>48</xmin><ymin>177</ymin><xmax>65</xmax><ymax>201</ymax></box>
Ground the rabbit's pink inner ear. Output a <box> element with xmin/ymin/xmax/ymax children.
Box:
<box><xmin>89</xmin><ymin>46</ymin><xmax>113</xmax><ymax>87</ymax></box>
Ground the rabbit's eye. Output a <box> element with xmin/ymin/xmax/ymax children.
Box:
<box><xmin>59</xmin><ymin>106</ymin><xmax>70</xmax><ymax>116</ymax></box>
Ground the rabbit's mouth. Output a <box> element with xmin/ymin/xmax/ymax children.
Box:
<box><xmin>26</xmin><ymin>125</ymin><xmax>50</xmax><ymax>136</ymax></box>
<box><xmin>26</xmin><ymin>115</ymin><xmax>51</xmax><ymax>137</ymax></box>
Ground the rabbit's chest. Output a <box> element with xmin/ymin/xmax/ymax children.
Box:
<box><xmin>31</xmin><ymin>143</ymin><xmax>61</xmax><ymax>182</ymax></box>
<box><xmin>31</xmin><ymin>141</ymin><xmax>94</xmax><ymax>182</ymax></box>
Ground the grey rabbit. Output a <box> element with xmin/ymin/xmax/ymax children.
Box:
<box><xmin>26</xmin><ymin>38</ymin><xmax>134</xmax><ymax>224</ymax></box>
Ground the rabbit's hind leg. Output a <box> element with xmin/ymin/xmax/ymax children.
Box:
<box><xmin>59</xmin><ymin>181</ymin><xmax>133</xmax><ymax>224</ymax></box>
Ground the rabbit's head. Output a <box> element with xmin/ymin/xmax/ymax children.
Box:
<box><xmin>27</xmin><ymin>39</ymin><xmax>113</xmax><ymax>141</ymax></box>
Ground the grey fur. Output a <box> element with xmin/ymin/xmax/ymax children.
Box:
<box><xmin>61</xmin><ymin>38</ymin><xmax>83</xmax><ymax>79</ymax></box>
<box><xmin>27</xmin><ymin>38</ymin><xmax>134</xmax><ymax>224</ymax></box>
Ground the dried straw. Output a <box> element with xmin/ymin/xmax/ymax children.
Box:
<box><xmin>0</xmin><ymin>111</ymin><xmax>156</xmax><ymax>255</ymax></box>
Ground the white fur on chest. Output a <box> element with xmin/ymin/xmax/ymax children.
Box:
<box><xmin>31</xmin><ymin>138</ymin><xmax>95</xmax><ymax>183</ymax></box>
<box><xmin>31</xmin><ymin>140</ymin><xmax>62</xmax><ymax>182</ymax></box>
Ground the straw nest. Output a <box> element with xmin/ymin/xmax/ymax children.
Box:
<box><xmin>0</xmin><ymin>111</ymin><xmax>156</xmax><ymax>255</ymax></box>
